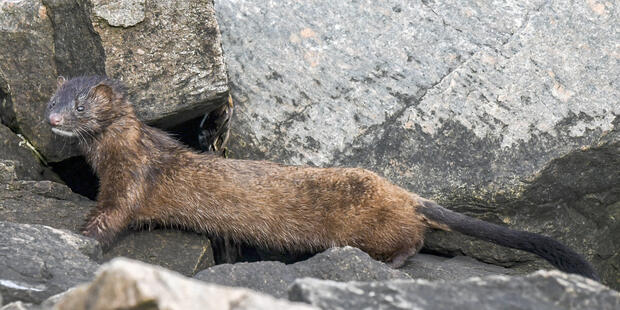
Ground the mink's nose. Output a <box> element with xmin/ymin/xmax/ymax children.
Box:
<box><xmin>49</xmin><ymin>113</ymin><xmax>63</xmax><ymax>126</ymax></box>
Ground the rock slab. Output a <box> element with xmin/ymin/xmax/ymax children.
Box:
<box><xmin>195</xmin><ymin>247</ymin><xmax>409</xmax><ymax>298</ymax></box>
<box><xmin>55</xmin><ymin>257</ymin><xmax>316</xmax><ymax>310</ymax></box>
<box><xmin>290</xmin><ymin>270</ymin><xmax>620</xmax><ymax>310</ymax></box>
<box><xmin>0</xmin><ymin>221</ymin><xmax>100</xmax><ymax>304</ymax></box>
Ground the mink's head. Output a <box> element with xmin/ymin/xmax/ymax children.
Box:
<box><xmin>46</xmin><ymin>76</ymin><xmax>131</xmax><ymax>140</ymax></box>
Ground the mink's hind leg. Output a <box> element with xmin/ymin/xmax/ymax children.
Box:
<box><xmin>82</xmin><ymin>206</ymin><xmax>133</xmax><ymax>247</ymax></box>
<box><xmin>387</xmin><ymin>240</ymin><xmax>424</xmax><ymax>268</ymax></box>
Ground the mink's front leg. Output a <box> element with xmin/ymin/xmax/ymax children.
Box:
<box><xmin>82</xmin><ymin>205</ymin><xmax>133</xmax><ymax>248</ymax></box>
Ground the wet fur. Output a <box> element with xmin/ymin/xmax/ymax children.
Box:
<box><xmin>46</xmin><ymin>76</ymin><xmax>599</xmax><ymax>280</ymax></box>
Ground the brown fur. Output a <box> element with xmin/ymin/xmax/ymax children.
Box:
<box><xmin>85</xmin><ymin>116</ymin><xmax>427</xmax><ymax>264</ymax></box>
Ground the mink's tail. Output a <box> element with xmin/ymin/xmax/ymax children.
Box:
<box><xmin>418</xmin><ymin>199</ymin><xmax>600</xmax><ymax>281</ymax></box>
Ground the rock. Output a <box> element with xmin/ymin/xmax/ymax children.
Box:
<box><xmin>0</xmin><ymin>180</ymin><xmax>94</xmax><ymax>232</ymax></box>
<box><xmin>0</xmin><ymin>124</ymin><xmax>47</xmax><ymax>181</ymax></box>
<box><xmin>0</xmin><ymin>302</ymin><xmax>36</xmax><ymax>310</ymax></box>
<box><xmin>90</xmin><ymin>0</ymin><xmax>229</xmax><ymax>128</ymax></box>
<box><xmin>55</xmin><ymin>257</ymin><xmax>317</xmax><ymax>310</ymax></box>
<box><xmin>0</xmin><ymin>0</ymin><xmax>65</xmax><ymax>161</ymax></box>
<box><xmin>289</xmin><ymin>270</ymin><xmax>620</xmax><ymax>310</ymax></box>
<box><xmin>217</xmin><ymin>0</ymin><xmax>619</xmax><ymax>287</ymax></box>
<box><xmin>0</xmin><ymin>161</ymin><xmax>19</xmax><ymax>184</ymax></box>
<box><xmin>0</xmin><ymin>221</ymin><xmax>100</xmax><ymax>304</ymax></box>
<box><xmin>0</xmin><ymin>290</ymin><xmax>67</xmax><ymax>310</ymax></box>
<box><xmin>195</xmin><ymin>247</ymin><xmax>409</xmax><ymax>298</ymax></box>
<box><xmin>400</xmin><ymin>254</ymin><xmax>515</xmax><ymax>281</ymax></box>
<box><xmin>102</xmin><ymin>230</ymin><xmax>215</xmax><ymax>276</ymax></box>
<box><xmin>0</xmin><ymin>180</ymin><xmax>215</xmax><ymax>276</ymax></box>
<box><xmin>43</xmin><ymin>0</ymin><xmax>107</xmax><ymax>79</ymax></box>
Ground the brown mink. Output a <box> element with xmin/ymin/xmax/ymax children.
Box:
<box><xmin>45</xmin><ymin>76</ymin><xmax>599</xmax><ymax>280</ymax></box>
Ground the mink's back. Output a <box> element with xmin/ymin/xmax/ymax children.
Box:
<box><xmin>132</xmin><ymin>128</ymin><xmax>421</xmax><ymax>252</ymax></box>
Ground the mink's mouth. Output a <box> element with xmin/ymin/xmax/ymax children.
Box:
<box><xmin>51</xmin><ymin>128</ymin><xmax>77</xmax><ymax>137</ymax></box>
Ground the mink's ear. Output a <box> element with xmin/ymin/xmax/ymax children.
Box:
<box><xmin>87</xmin><ymin>83</ymin><xmax>115</xmax><ymax>102</ymax></box>
<box><xmin>56</xmin><ymin>76</ymin><xmax>66</xmax><ymax>88</ymax></box>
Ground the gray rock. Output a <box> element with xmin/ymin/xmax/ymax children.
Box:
<box><xmin>43</xmin><ymin>0</ymin><xmax>107</xmax><ymax>79</ymax></box>
<box><xmin>217</xmin><ymin>0</ymin><xmax>619</xmax><ymax>287</ymax></box>
<box><xmin>289</xmin><ymin>270</ymin><xmax>620</xmax><ymax>310</ymax></box>
<box><xmin>0</xmin><ymin>180</ymin><xmax>94</xmax><ymax>232</ymax></box>
<box><xmin>0</xmin><ymin>124</ymin><xmax>46</xmax><ymax>181</ymax></box>
<box><xmin>102</xmin><ymin>230</ymin><xmax>215</xmax><ymax>276</ymax></box>
<box><xmin>0</xmin><ymin>221</ymin><xmax>100</xmax><ymax>304</ymax></box>
<box><xmin>0</xmin><ymin>302</ymin><xmax>37</xmax><ymax>310</ymax></box>
<box><xmin>91</xmin><ymin>0</ymin><xmax>145</xmax><ymax>27</ymax></box>
<box><xmin>400</xmin><ymin>254</ymin><xmax>515</xmax><ymax>281</ymax></box>
<box><xmin>90</xmin><ymin>0</ymin><xmax>229</xmax><ymax>128</ymax></box>
<box><xmin>0</xmin><ymin>0</ymin><xmax>64</xmax><ymax>161</ymax></box>
<box><xmin>195</xmin><ymin>247</ymin><xmax>410</xmax><ymax>298</ymax></box>
<box><xmin>0</xmin><ymin>180</ymin><xmax>215</xmax><ymax>276</ymax></box>
<box><xmin>55</xmin><ymin>258</ymin><xmax>317</xmax><ymax>310</ymax></box>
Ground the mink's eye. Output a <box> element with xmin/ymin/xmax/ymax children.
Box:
<box><xmin>76</xmin><ymin>106</ymin><xmax>85</xmax><ymax>112</ymax></box>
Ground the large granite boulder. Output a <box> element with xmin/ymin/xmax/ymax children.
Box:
<box><xmin>195</xmin><ymin>247</ymin><xmax>409</xmax><ymax>298</ymax></box>
<box><xmin>0</xmin><ymin>0</ymin><xmax>229</xmax><ymax>162</ymax></box>
<box><xmin>0</xmin><ymin>221</ymin><xmax>100</xmax><ymax>304</ymax></box>
<box><xmin>55</xmin><ymin>258</ymin><xmax>316</xmax><ymax>310</ymax></box>
<box><xmin>216</xmin><ymin>0</ymin><xmax>619</xmax><ymax>287</ymax></box>
<box><xmin>289</xmin><ymin>270</ymin><xmax>620</xmax><ymax>310</ymax></box>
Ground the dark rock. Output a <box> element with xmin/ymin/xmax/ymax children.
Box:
<box><xmin>400</xmin><ymin>254</ymin><xmax>515</xmax><ymax>281</ymax></box>
<box><xmin>42</xmin><ymin>0</ymin><xmax>106</xmax><ymax>78</ymax></box>
<box><xmin>55</xmin><ymin>258</ymin><xmax>316</xmax><ymax>310</ymax></box>
<box><xmin>103</xmin><ymin>230</ymin><xmax>215</xmax><ymax>276</ymax></box>
<box><xmin>0</xmin><ymin>180</ymin><xmax>215</xmax><ymax>277</ymax></box>
<box><xmin>0</xmin><ymin>180</ymin><xmax>94</xmax><ymax>232</ymax></box>
<box><xmin>89</xmin><ymin>0</ymin><xmax>229</xmax><ymax>128</ymax></box>
<box><xmin>289</xmin><ymin>270</ymin><xmax>620</xmax><ymax>310</ymax></box>
<box><xmin>0</xmin><ymin>0</ymin><xmax>64</xmax><ymax>161</ymax></box>
<box><xmin>0</xmin><ymin>124</ymin><xmax>47</xmax><ymax>181</ymax></box>
<box><xmin>195</xmin><ymin>247</ymin><xmax>410</xmax><ymax>298</ymax></box>
<box><xmin>216</xmin><ymin>0</ymin><xmax>619</xmax><ymax>287</ymax></box>
<box><xmin>0</xmin><ymin>221</ymin><xmax>100</xmax><ymax>304</ymax></box>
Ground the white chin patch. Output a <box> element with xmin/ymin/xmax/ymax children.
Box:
<box><xmin>51</xmin><ymin>128</ymin><xmax>77</xmax><ymax>137</ymax></box>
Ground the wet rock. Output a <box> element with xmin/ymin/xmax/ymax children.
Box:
<box><xmin>289</xmin><ymin>270</ymin><xmax>620</xmax><ymax>310</ymax></box>
<box><xmin>0</xmin><ymin>221</ymin><xmax>100</xmax><ymax>304</ymax></box>
<box><xmin>55</xmin><ymin>258</ymin><xmax>316</xmax><ymax>310</ymax></box>
<box><xmin>195</xmin><ymin>247</ymin><xmax>409</xmax><ymax>298</ymax></box>
<box><xmin>400</xmin><ymin>254</ymin><xmax>515</xmax><ymax>281</ymax></box>
<box><xmin>90</xmin><ymin>0</ymin><xmax>229</xmax><ymax>128</ymax></box>
<box><xmin>0</xmin><ymin>180</ymin><xmax>215</xmax><ymax>276</ymax></box>
<box><xmin>217</xmin><ymin>0</ymin><xmax>619</xmax><ymax>287</ymax></box>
